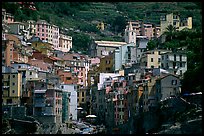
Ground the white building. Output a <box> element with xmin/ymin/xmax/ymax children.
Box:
<box><xmin>114</xmin><ymin>42</ymin><xmax>136</xmax><ymax>71</ymax></box>
<box><xmin>92</xmin><ymin>40</ymin><xmax>127</xmax><ymax>57</ymax></box>
<box><xmin>160</xmin><ymin>51</ymin><xmax>187</xmax><ymax>76</ymax></box>
<box><xmin>60</xmin><ymin>84</ymin><xmax>78</xmax><ymax>121</ymax></box>
<box><xmin>136</xmin><ymin>36</ymin><xmax>149</xmax><ymax>63</ymax></box>
<box><xmin>124</xmin><ymin>21</ymin><xmax>137</xmax><ymax>45</ymax></box>
<box><xmin>98</xmin><ymin>73</ymin><xmax>121</xmax><ymax>90</ymax></box>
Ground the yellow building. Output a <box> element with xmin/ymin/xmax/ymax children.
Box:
<box><xmin>160</xmin><ymin>13</ymin><xmax>192</xmax><ymax>35</ymax></box>
<box><xmin>31</xmin><ymin>41</ymin><xmax>53</xmax><ymax>56</ymax></box>
<box><xmin>77</xmin><ymin>88</ymin><xmax>87</xmax><ymax>107</ymax></box>
<box><xmin>140</xmin><ymin>49</ymin><xmax>170</xmax><ymax>68</ymax></box>
<box><xmin>2</xmin><ymin>72</ymin><xmax>22</xmax><ymax>105</ymax></box>
<box><xmin>97</xmin><ymin>22</ymin><xmax>105</xmax><ymax>31</ymax></box>
<box><xmin>99</xmin><ymin>55</ymin><xmax>114</xmax><ymax>73</ymax></box>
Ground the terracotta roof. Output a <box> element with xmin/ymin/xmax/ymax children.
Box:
<box><xmin>156</xmin><ymin>73</ymin><xmax>179</xmax><ymax>80</ymax></box>
<box><xmin>49</xmin><ymin>56</ymin><xmax>62</xmax><ymax>61</ymax></box>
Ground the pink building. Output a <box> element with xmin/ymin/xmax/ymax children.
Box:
<box><xmin>143</xmin><ymin>23</ymin><xmax>154</xmax><ymax>40</ymax></box>
<box><xmin>36</xmin><ymin>20</ymin><xmax>60</xmax><ymax>50</ymax></box>
<box><xmin>52</xmin><ymin>25</ymin><xmax>60</xmax><ymax>50</ymax></box>
<box><xmin>125</xmin><ymin>21</ymin><xmax>161</xmax><ymax>40</ymax></box>
<box><xmin>36</xmin><ymin>20</ymin><xmax>50</xmax><ymax>42</ymax></box>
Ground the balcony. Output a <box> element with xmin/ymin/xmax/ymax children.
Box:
<box><xmin>2</xmin><ymin>85</ymin><xmax>10</xmax><ymax>89</ymax></box>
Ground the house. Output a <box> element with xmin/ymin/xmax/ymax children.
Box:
<box><xmin>52</xmin><ymin>24</ymin><xmax>60</xmax><ymax>50</ymax></box>
<box><xmin>62</xmin><ymin>90</ymin><xmax>71</xmax><ymax>123</ymax></box>
<box><xmin>60</xmin><ymin>84</ymin><xmax>78</xmax><ymax>121</ymax></box>
<box><xmin>2</xmin><ymin>72</ymin><xmax>22</xmax><ymax>106</ymax></box>
<box><xmin>90</xmin><ymin>40</ymin><xmax>127</xmax><ymax>58</ymax></box>
<box><xmin>114</xmin><ymin>42</ymin><xmax>136</xmax><ymax>71</ymax></box>
<box><xmin>26</xmin><ymin>20</ymin><xmax>36</xmax><ymax>39</ymax></box>
<box><xmin>135</xmin><ymin>36</ymin><xmax>148</xmax><ymax>63</ymax></box>
<box><xmin>8</xmin><ymin>22</ymin><xmax>28</xmax><ymax>38</ymax></box>
<box><xmin>140</xmin><ymin>49</ymin><xmax>170</xmax><ymax>69</ymax></box>
<box><xmin>143</xmin><ymin>76</ymin><xmax>157</xmax><ymax>112</ymax></box>
<box><xmin>33</xmin><ymin>89</ymin><xmax>46</xmax><ymax>116</ymax></box>
<box><xmin>99</xmin><ymin>54</ymin><xmax>114</xmax><ymax>73</ymax></box>
<box><xmin>160</xmin><ymin>13</ymin><xmax>192</xmax><ymax>35</ymax></box>
<box><xmin>35</xmin><ymin>20</ymin><xmax>59</xmax><ymax>48</ymax></box>
<box><xmin>160</xmin><ymin>51</ymin><xmax>187</xmax><ymax>76</ymax></box>
<box><xmin>94</xmin><ymin>88</ymin><xmax>107</xmax><ymax>124</ymax></box>
<box><xmin>2</xmin><ymin>39</ymin><xmax>14</xmax><ymax>67</ymax></box>
<box><xmin>35</xmin><ymin>20</ymin><xmax>52</xmax><ymax>43</ymax></box>
<box><xmin>59</xmin><ymin>33</ymin><xmax>72</xmax><ymax>52</ymax></box>
<box><xmin>156</xmin><ymin>74</ymin><xmax>181</xmax><ymax>102</ymax></box>
<box><xmin>62</xmin><ymin>53</ymin><xmax>90</xmax><ymax>87</ymax></box>
<box><xmin>34</xmin><ymin>88</ymin><xmax>63</xmax><ymax>125</ymax></box>
<box><xmin>124</xmin><ymin>21</ymin><xmax>161</xmax><ymax>40</ymax></box>
<box><xmin>31</xmin><ymin>41</ymin><xmax>53</xmax><ymax>56</ymax></box>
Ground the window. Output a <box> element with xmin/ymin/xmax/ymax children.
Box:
<box><xmin>172</xmin><ymin>80</ymin><xmax>177</xmax><ymax>85</ymax></box>
<box><xmin>18</xmin><ymin>65</ymin><xmax>21</xmax><ymax>68</ymax></box>
<box><xmin>66</xmin><ymin>77</ymin><xmax>71</xmax><ymax>80</ymax></box>
<box><xmin>61</xmin><ymin>86</ymin><xmax>64</xmax><ymax>89</ymax></box>
<box><xmin>166</xmin><ymin>63</ymin><xmax>169</xmax><ymax>68</ymax></box>
<box><xmin>158</xmin><ymin>51</ymin><xmax>161</xmax><ymax>55</ymax></box>
<box><xmin>106</xmin><ymin>68</ymin><xmax>111</xmax><ymax>71</ymax></box>
<box><xmin>82</xmin><ymin>92</ymin><xmax>84</xmax><ymax>97</ymax></box>
<box><xmin>151</xmin><ymin>58</ymin><xmax>153</xmax><ymax>62</ymax></box>
<box><xmin>106</xmin><ymin>60</ymin><xmax>110</xmax><ymax>64</ymax></box>
<box><xmin>12</xmin><ymin>75</ymin><xmax>15</xmax><ymax>78</ymax></box>
<box><xmin>158</xmin><ymin>58</ymin><xmax>161</xmax><ymax>62</ymax></box>
<box><xmin>12</xmin><ymin>90</ymin><xmax>15</xmax><ymax>93</ymax></box>
<box><xmin>12</xmin><ymin>82</ymin><xmax>15</xmax><ymax>86</ymax></box>
<box><xmin>180</xmin><ymin>70</ymin><xmax>182</xmax><ymax>75</ymax></box>
<box><xmin>82</xmin><ymin>98</ymin><xmax>84</xmax><ymax>102</ymax></box>
<box><xmin>180</xmin><ymin>62</ymin><xmax>182</xmax><ymax>67</ymax></box>
<box><xmin>179</xmin><ymin>55</ymin><xmax>182</xmax><ymax>61</ymax></box>
<box><xmin>30</xmin><ymin>72</ymin><xmax>32</xmax><ymax>75</ymax></box>
<box><xmin>174</xmin><ymin>54</ymin><xmax>176</xmax><ymax>61</ymax></box>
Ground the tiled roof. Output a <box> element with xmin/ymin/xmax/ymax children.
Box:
<box><xmin>49</xmin><ymin>56</ymin><xmax>62</xmax><ymax>61</ymax></box>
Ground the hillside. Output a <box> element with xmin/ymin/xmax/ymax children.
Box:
<box><xmin>2</xmin><ymin>2</ymin><xmax>202</xmax><ymax>54</ymax></box>
<box><xmin>3</xmin><ymin>2</ymin><xmax>202</xmax><ymax>38</ymax></box>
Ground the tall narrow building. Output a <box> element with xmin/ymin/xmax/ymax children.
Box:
<box><xmin>124</xmin><ymin>22</ymin><xmax>137</xmax><ymax>45</ymax></box>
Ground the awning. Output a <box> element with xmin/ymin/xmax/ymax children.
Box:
<box><xmin>86</xmin><ymin>115</ymin><xmax>97</xmax><ymax>118</ymax></box>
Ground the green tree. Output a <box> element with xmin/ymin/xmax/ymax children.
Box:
<box><xmin>72</xmin><ymin>33</ymin><xmax>92</xmax><ymax>54</ymax></box>
<box><xmin>112</xmin><ymin>16</ymin><xmax>127</xmax><ymax>34</ymax></box>
<box><xmin>147</xmin><ymin>39</ymin><xmax>158</xmax><ymax>50</ymax></box>
<box><xmin>164</xmin><ymin>24</ymin><xmax>177</xmax><ymax>41</ymax></box>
